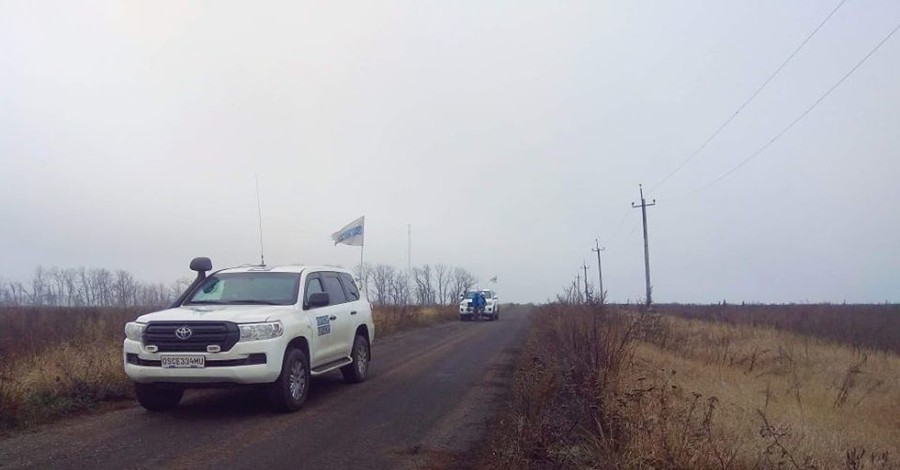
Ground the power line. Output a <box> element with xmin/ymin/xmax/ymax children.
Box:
<box><xmin>647</xmin><ymin>0</ymin><xmax>850</xmax><ymax>195</ymax></box>
<box><xmin>666</xmin><ymin>18</ymin><xmax>900</xmax><ymax>202</ymax></box>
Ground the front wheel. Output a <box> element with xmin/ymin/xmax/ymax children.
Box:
<box><xmin>134</xmin><ymin>383</ymin><xmax>183</xmax><ymax>412</ymax></box>
<box><xmin>341</xmin><ymin>334</ymin><xmax>371</xmax><ymax>383</ymax></box>
<box><xmin>268</xmin><ymin>348</ymin><xmax>310</xmax><ymax>412</ymax></box>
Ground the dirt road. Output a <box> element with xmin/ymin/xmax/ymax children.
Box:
<box><xmin>0</xmin><ymin>305</ymin><xmax>533</xmax><ymax>470</ymax></box>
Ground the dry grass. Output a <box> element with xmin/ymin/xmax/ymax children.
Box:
<box><xmin>0</xmin><ymin>307</ymin><xmax>143</xmax><ymax>431</ymax></box>
<box><xmin>0</xmin><ymin>304</ymin><xmax>455</xmax><ymax>432</ymax></box>
<box><xmin>483</xmin><ymin>304</ymin><xmax>643</xmax><ymax>468</ymax></box>
<box><xmin>373</xmin><ymin>305</ymin><xmax>457</xmax><ymax>337</ymax></box>
<box><xmin>628</xmin><ymin>315</ymin><xmax>900</xmax><ymax>469</ymax></box>
<box><xmin>482</xmin><ymin>304</ymin><xmax>900</xmax><ymax>469</ymax></box>
<box><xmin>656</xmin><ymin>303</ymin><xmax>900</xmax><ymax>354</ymax></box>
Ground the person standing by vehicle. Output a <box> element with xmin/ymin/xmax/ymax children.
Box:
<box><xmin>472</xmin><ymin>290</ymin><xmax>486</xmax><ymax>320</ymax></box>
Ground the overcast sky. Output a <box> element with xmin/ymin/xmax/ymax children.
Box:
<box><xmin>2</xmin><ymin>1</ymin><xmax>898</xmax><ymax>303</ymax></box>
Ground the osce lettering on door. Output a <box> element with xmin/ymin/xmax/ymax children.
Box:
<box><xmin>316</xmin><ymin>315</ymin><xmax>331</xmax><ymax>336</ymax></box>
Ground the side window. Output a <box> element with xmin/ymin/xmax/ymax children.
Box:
<box><xmin>323</xmin><ymin>274</ymin><xmax>348</xmax><ymax>305</ymax></box>
<box><xmin>339</xmin><ymin>273</ymin><xmax>360</xmax><ymax>301</ymax></box>
<box><xmin>305</xmin><ymin>276</ymin><xmax>325</xmax><ymax>306</ymax></box>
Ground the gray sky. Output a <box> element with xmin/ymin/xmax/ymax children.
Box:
<box><xmin>2</xmin><ymin>1</ymin><xmax>899</xmax><ymax>303</ymax></box>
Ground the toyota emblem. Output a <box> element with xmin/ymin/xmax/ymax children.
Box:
<box><xmin>175</xmin><ymin>326</ymin><xmax>193</xmax><ymax>340</ymax></box>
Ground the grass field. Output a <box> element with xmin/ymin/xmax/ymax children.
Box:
<box><xmin>656</xmin><ymin>303</ymin><xmax>900</xmax><ymax>354</ymax></box>
<box><xmin>0</xmin><ymin>304</ymin><xmax>454</xmax><ymax>432</ymax></box>
<box><xmin>483</xmin><ymin>304</ymin><xmax>900</xmax><ymax>469</ymax></box>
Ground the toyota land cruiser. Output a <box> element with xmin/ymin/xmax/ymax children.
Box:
<box><xmin>123</xmin><ymin>257</ymin><xmax>374</xmax><ymax>412</ymax></box>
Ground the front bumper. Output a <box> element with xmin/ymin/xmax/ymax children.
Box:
<box><xmin>123</xmin><ymin>338</ymin><xmax>285</xmax><ymax>385</ymax></box>
<box><xmin>459</xmin><ymin>305</ymin><xmax>495</xmax><ymax>314</ymax></box>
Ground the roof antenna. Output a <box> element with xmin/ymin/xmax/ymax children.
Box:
<box><xmin>255</xmin><ymin>173</ymin><xmax>266</xmax><ymax>267</ymax></box>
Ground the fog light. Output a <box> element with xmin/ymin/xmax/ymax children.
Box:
<box><xmin>145</xmin><ymin>345</ymin><xmax>158</xmax><ymax>353</ymax></box>
<box><xmin>207</xmin><ymin>345</ymin><xmax>221</xmax><ymax>353</ymax></box>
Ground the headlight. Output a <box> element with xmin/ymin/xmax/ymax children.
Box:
<box><xmin>239</xmin><ymin>321</ymin><xmax>284</xmax><ymax>342</ymax></box>
<box><xmin>124</xmin><ymin>322</ymin><xmax>146</xmax><ymax>341</ymax></box>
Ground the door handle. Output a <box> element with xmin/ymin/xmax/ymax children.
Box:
<box><xmin>350</xmin><ymin>311</ymin><xmax>357</xmax><ymax>315</ymax></box>
<box><xmin>329</xmin><ymin>315</ymin><xmax>337</xmax><ymax>321</ymax></box>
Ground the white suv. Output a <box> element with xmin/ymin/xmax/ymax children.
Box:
<box><xmin>458</xmin><ymin>289</ymin><xmax>500</xmax><ymax>321</ymax></box>
<box><xmin>123</xmin><ymin>258</ymin><xmax>374</xmax><ymax>412</ymax></box>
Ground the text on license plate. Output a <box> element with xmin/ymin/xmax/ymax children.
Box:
<box><xmin>161</xmin><ymin>355</ymin><xmax>205</xmax><ymax>369</ymax></box>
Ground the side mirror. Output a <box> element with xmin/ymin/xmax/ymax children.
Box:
<box><xmin>190</xmin><ymin>257</ymin><xmax>213</xmax><ymax>274</ymax></box>
<box><xmin>308</xmin><ymin>292</ymin><xmax>330</xmax><ymax>308</ymax></box>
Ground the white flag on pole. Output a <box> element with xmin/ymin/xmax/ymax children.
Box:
<box><xmin>332</xmin><ymin>216</ymin><xmax>365</xmax><ymax>246</ymax></box>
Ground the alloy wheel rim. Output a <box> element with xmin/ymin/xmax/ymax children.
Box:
<box><xmin>289</xmin><ymin>359</ymin><xmax>306</xmax><ymax>400</ymax></box>
<box><xmin>356</xmin><ymin>341</ymin><xmax>369</xmax><ymax>376</ymax></box>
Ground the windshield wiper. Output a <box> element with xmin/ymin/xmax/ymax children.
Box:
<box><xmin>220</xmin><ymin>299</ymin><xmax>281</xmax><ymax>305</ymax></box>
<box><xmin>186</xmin><ymin>300</ymin><xmax>226</xmax><ymax>305</ymax></box>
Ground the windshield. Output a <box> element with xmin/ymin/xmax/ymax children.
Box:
<box><xmin>185</xmin><ymin>272</ymin><xmax>301</xmax><ymax>306</ymax></box>
<box><xmin>464</xmin><ymin>291</ymin><xmax>492</xmax><ymax>299</ymax></box>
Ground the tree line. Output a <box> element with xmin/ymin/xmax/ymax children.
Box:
<box><xmin>1</xmin><ymin>263</ymin><xmax>481</xmax><ymax>308</ymax></box>
<box><xmin>356</xmin><ymin>263</ymin><xmax>478</xmax><ymax>307</ymax></box>
<box><xmin>0</xmin><ymin>266</ymin><xmax>191</xmax><ymax>308</ymax></box>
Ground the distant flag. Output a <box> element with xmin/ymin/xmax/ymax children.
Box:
<box><xmin>332</xmin><ymin>216</ymin><xmax>365</xmax><ymax>246</ymax></box>
<box><xmin>489</xmin><ymin>276</ymin><xmax>498</xmax><ymax>283</ymax></box>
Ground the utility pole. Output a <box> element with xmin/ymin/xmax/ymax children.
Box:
<box><xmin>582</xmin><ymin>261</ymin><xmax>591</xmax><ymax>302</ymax></box>
<box><xmin>407</xmin><ymin>223</ymin><xmax>412</xmax><ymax>277</ymax></box>
<box><xmin>631</xmin><ymin>184</ymin><xmax>656</xmax><ymax>307</ymax></box>
<box><xmin>592</xmin><ymin>240</ymin><xmax>605</xmax><ymax>303</ymax></box>
<box><xmin>407</xmin><ymin>223</ymin><xmax>412</xmax><ymax>305</ymax></box>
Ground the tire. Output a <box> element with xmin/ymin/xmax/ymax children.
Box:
<box><xmin>341</xmin><ymin>334</ymin><xmax>370</xmax><ymax>384</ymax></box>
<box><xmin>267</xmin><ymin>348</ymin><xmax>310</xmax><ymax>412</ymax></box>
<box><xmin>134</xmin><ymin>383</ymin><xmax>183</xmax><ymax>412</ymax></box>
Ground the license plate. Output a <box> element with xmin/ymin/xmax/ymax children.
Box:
<box><xmin>161</xmin><ymin>355</ymin><xmax>205</xmax><ymax>369</ymax></box>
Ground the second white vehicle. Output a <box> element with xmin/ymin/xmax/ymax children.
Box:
<box><xmin>458</xmin><ymin>289</ymin><xmax>500</xmax><ymax>321</ymax></box>
<box><xmin>123</xmin><ymin>258</ymin><xmax>374</xmax><ymax>412</ymax></box>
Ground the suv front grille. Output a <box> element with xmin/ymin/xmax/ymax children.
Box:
<box><xmin>143</xmin><ymin>322</ymin><xmax>240</xmax><ymax>352</ymax></box>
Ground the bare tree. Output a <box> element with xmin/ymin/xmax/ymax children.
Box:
<box><xmin>0</xmin><ymin>278</ymin><xmax>10</xmax><ymax>305</ymax></box>
<box><xmin>451</xmin><ymin>267</ymin><xmax>477</xmax><ymax>301</ymax></box>
<box><xmin>353</xmin><ymin>262</ymin><xmax>374</xmax><ymax>301</ymax></box>
<box><xmin>77</xmin><ymin>267</ymin><xmax>92</xmax><ymax>306</ymax></box>
<box><xmin>7</xmin><ymin>280</ymin><xmax>29</xmax><ymax>306</ymax></box>
<box><xmin>91</xmin><ymin>268</ymin><xmax>113</xmax><ymax>306</ymax></box>
<box><xmin>371</xmin><ymin>264</ymin><xmax>396</xmax><ymax>306</ymax></box>
<box><xmin>30</xmin><ymin>266</ymin><xmax>48</xmax><ymax>306</ymax></box>
<box><xmin>412</xmin><ymin>267</ymin><xmax>427</xmax><ymax>305</ymax></box>
<box><xmin>389</xmin><ymin>271</ymin><xmax>410</xmax><ymax>306</ymax></box>
<box><xmin>435</xmin><ymin>264</ymin><xmax>453</xmax><ymax>306</ymax></box>
<box><xmin>61</xmin><ymin>268</ymin><xmax>78</xmax><ymax>306</ymax></box>
<box><xmin>114</xmin><ymin>270</ymin><xmax>137</xmax><ymax>308</ymax></box>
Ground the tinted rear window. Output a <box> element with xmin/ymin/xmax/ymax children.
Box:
<box><xmin>323</xmin><ymin>274</ymin><xmax>348</xmax><ymax>305</ymax></box>
<box><xmin>340</xmin><ymin>273</ymin><xmax>360</xmax><ymax>301</ymax></box>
